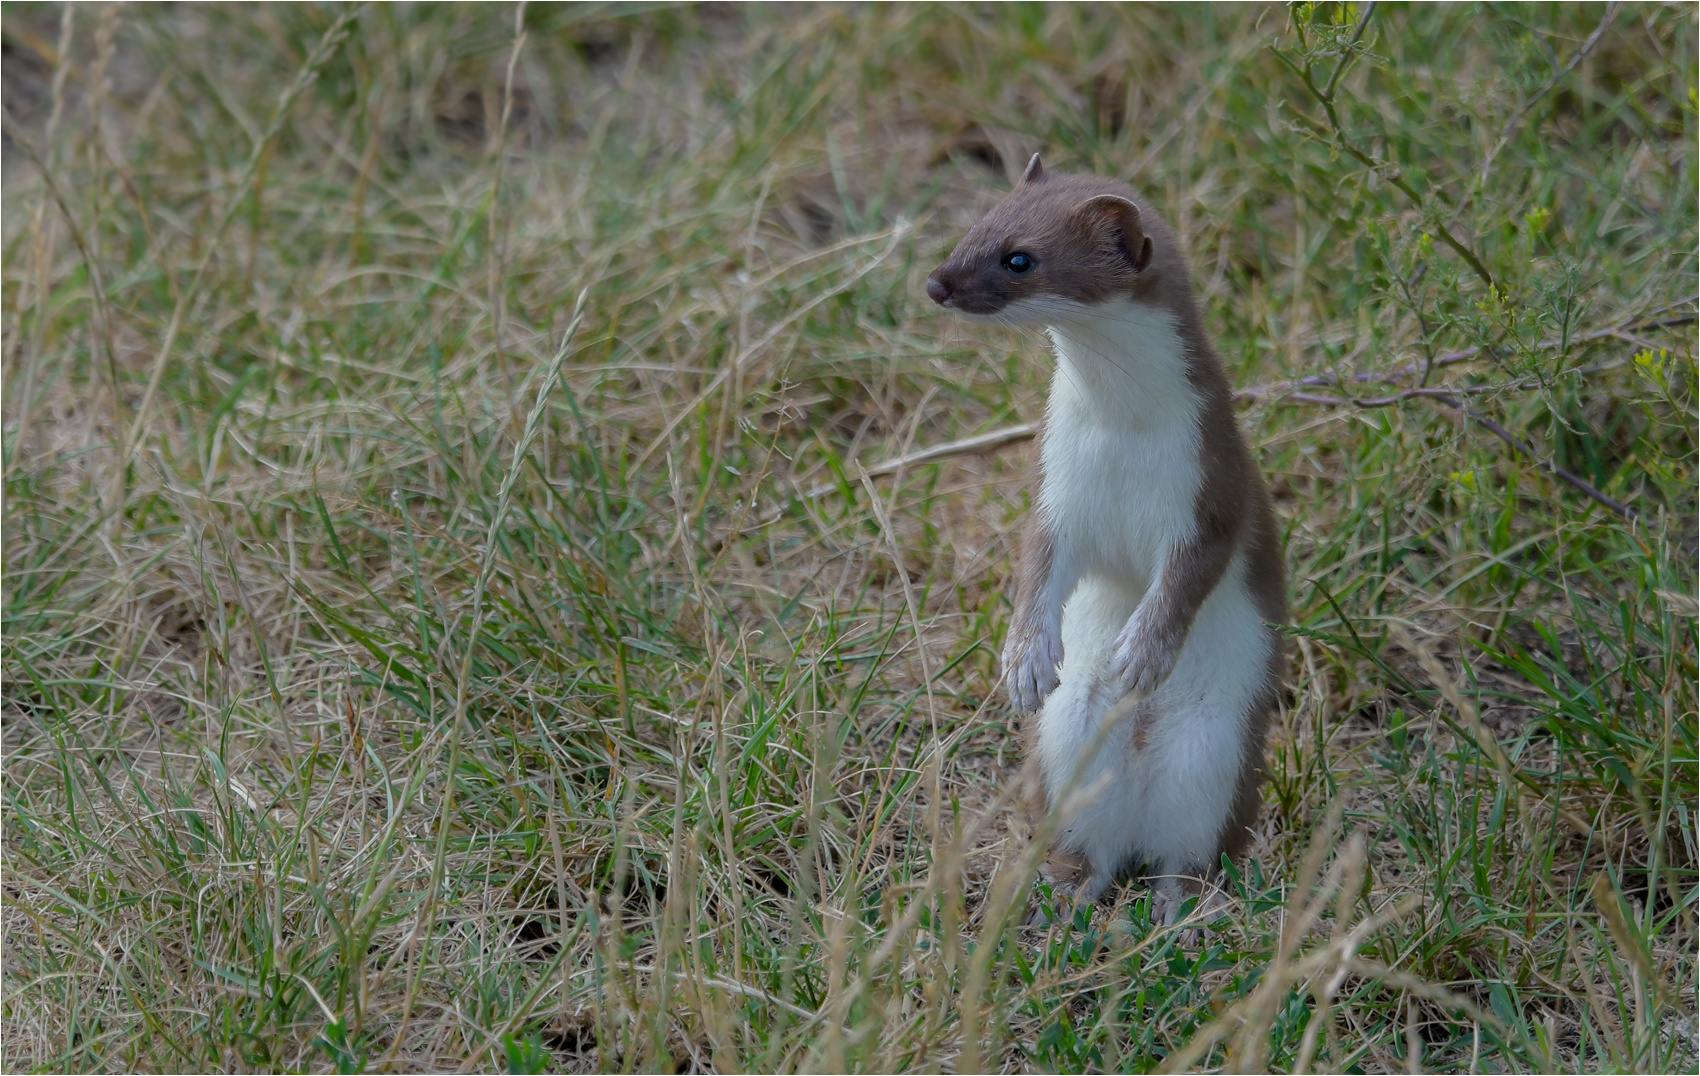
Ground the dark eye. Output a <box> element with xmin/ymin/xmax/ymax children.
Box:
<box><xmin>1003</xmin><ymin>252</ymin><xmax>1034</xmax><ymax>274</ymax></box>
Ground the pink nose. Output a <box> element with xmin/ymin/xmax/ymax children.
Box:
<box><xmin>926</xmin><ymin>277</ymin><xmax>951</xmax><ymax>305</ymax></box>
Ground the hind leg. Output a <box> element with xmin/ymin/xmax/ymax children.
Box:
<box><xmin>1128</xmin><ymin>685</ymin><xmax>1249</xmax><ymax>900</ymax></box>
<box><xmin>1133</xmin><ymin>573</ymin><xmax>1275</xmax><ymax>908</ymax></box>
<box><xmin>1025</xmin><ymin>849</ymin><xmax>1116</xmax><ymax>926</ymax></box>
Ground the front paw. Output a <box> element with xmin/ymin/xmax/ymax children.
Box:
<box><xmin>1108</xmin><ymin>620</ymin><xmax>1180</xmax><ymax>699</ymax></box>
<box><xmin>1003</xmin><ymin>627</ymin><xmax>1062</xmax><ymax>712</ymax></box>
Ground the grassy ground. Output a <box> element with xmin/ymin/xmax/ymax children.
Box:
<box><xmin>2</xmin><ymin>3</ymin><xmax>1695</xmax><ymax>1072</ymax></box>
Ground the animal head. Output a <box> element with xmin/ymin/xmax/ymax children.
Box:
<box><xmin>926</xmin><ymin>155</ymin><xmax>1165</xmax><ymax>323</ymax></box>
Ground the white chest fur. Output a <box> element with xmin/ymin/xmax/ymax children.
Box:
<box><xmin>1037</xmin><ymin>300</ymin><xmax>1203</xmax><ymax>591</ymax></box>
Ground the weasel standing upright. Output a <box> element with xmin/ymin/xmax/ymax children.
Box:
<box><xmin>927</xmin><ymin>156</ymin><xmax>1287</xmax><ymax>923</ymax></box>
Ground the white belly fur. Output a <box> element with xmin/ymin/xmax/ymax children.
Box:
<box><xmin>1031</xmin><ymin>300</ymin><xmax>1268</xmax><ymax>878</ymax></box>
<box><xmin>1035</xmin><ymin>563</ymin><xmax>1271</xmax><ymax>876</ymax></box>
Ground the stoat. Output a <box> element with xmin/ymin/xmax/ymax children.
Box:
<box><xmin>926</xmin><ymin>155</ymin><xmax>1287</xmax><ymax>924</ymax></box>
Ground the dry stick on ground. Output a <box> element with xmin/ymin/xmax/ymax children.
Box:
<box><xmin>836</xmin><ymin>307</ymin><xmax>1695</xmax><ymax>525</ymax></box>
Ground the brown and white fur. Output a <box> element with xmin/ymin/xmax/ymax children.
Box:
<box><xmin>927</xmin><ymin>155</ymin><xmax>1287</xmax><ymax>924</ymax></box>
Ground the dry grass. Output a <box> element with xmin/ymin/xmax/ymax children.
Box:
<box><xmin>2</xmin><ymin>3</ymin><xmax>1695</xmax><ymax>1072</ymax></box>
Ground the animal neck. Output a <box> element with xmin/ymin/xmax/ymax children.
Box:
<box><xmin>1045</xmin><ymin>300</ymin><xmax>1197</xmax><ymax>430</ymax></box>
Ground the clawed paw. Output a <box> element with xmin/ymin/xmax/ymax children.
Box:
<box><xmin>1149</xmin><ymin>885</ymin><xmax>1186</xmax><ymax>928</ymax></box>
<box><xmin>1003</xmin><ymin>628</ymin><xmax>1062</xmax><ymax>712</ymax></box>
<box><xmin>1108</xmin><ymin>622</ymin><xmax>1178</xmax><ymax>700</ymax></box>
<box><xmin>1026</xmin><ymin>873</ymin><xmax>1110</xmax><ymax>927</ymax></box>
<box><xmin>1150</xmin><ymin>878</ymin><xmax>1229</xmax><ymax>936</ymax></box>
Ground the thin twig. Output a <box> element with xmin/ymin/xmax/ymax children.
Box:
<box><xmin>1435</xmin><ymin>394</ymin><xmax>1643</xmax><ymax>522</ymax></box>
<box><xmin>1475</xmin><ymin>4</ymin><xmax>1621</xmax><ymax>191</ymax></box>
<box><xmin>1235</xmin><ymin>304</ymin><xmax>1696</xmax><ymax>401</ymax></box>
<box><xmin>1278</xmin><ymin>3</ymin><xmax>1500</xmax><ymax>293</ymax></box>
<box><xmin>1321</xmin><ymin>1</ymin><xmax>1377</xmax><ymax>101</ymax></box>
<box><xmin>794</xmin><ymin>422</ymin><xmax>1039</xmax><ymax>501</ymax></box>
<box><xmin>826</xmin><ymin>305</ymin><xmax>1695</xmax><ymax>524</ymax></box>
<box><xmin>1281</xmin><ymin>351</ymin><xmax>1643</xmax><ymax>409</ymax></box>
<box><xmin>1291</xmin><ymin>386</ymin><xmax>1488</xmax><ymax>407</ymax></box>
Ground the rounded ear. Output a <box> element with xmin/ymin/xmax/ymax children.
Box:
<box><xmin>1020</xmin><ymin>153</ymin><xmax>1045</xmax><ymax>185</ymax></box>
<box><xmin>1075</xmin><ymin>194</ymin><xmax>1154</xmax><ymax>272</ymax></box>
<box><xmin>1134</xmin><ymin>235</ymin><xmax>1154</xmax><ymax>273</ymax></box>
